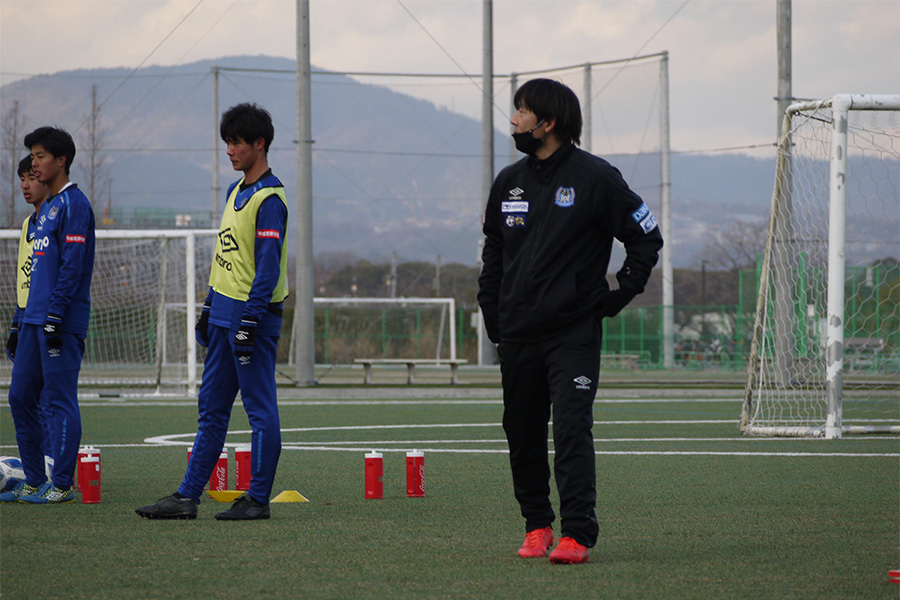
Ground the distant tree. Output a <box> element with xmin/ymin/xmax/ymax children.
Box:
<box><xmin>77</xmin><ymin>84</ymin><xmax>111</xmax><ymax>208</ymax></box>
<box><xmin>698</xmin><ymin>219</ymin><xmax>767</xmax><ymax>271</ymax></box>
<box><xmin>1</xmin><ymin>100</ymin><xmax>26</xmax><ymax>227</ymax></box>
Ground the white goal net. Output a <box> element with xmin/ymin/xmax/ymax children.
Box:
<box><xmin>0</xmin><ymin>230</ymin><xmax>216</xmax><ymax>394</ymax></box>
<box><xmin>741</xmin><ymin>94</ymin><xmax>900</xmax><ymax>438</ymax></box>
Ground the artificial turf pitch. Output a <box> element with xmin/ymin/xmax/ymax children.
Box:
<box><xmin>1</xmin><ymin>384</ymin><xmax>898</xmax><ymax>599</ymax></box>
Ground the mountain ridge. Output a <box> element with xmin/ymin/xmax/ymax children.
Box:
<box><xmin>0</xmin><ymin>55</ymin><xmax>833</xmax><ymax>268</ymax></box>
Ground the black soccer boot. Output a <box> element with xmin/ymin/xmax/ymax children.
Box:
<box><xmin>135</xmin><ymin>493</ymin><xmax>199</xmax><ymax>520</ymax></box>
<box><xmin>214</xmin><ymin>494</ymin><xmax>270</xmax><ymax>521</ymax></box>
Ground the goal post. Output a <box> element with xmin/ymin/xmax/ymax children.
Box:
<box><xmin>0</xmin><ymin>229</ymin><xmax>217</xmax><ymax>395</ymax></box>
<box><xmin>741</xmin><ymin>94</ymin><xmax>900</xmax><ymax>438</ymax></box>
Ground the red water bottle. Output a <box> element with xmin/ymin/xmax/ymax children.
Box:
<box><xmin>235</xmin><ymin>446</ymin><xmax>251</xmax><ymax>491</ymax></box>
<box><xmin>365</xmin><ymin>451</ymin><xmax>383</xmax><ymax>499</ymax></box>
<box><xmin>406</xmin><ymin>450</ymin><xmax>424</xmax><ymax>497</ymax></box>
<box><xmin>77</xmin><ymin>446</ymin><xmax>99</xmax><ymax>492</ymax></box>
<box><xmin>210</xmin><ymin>450</ymin><xmax>228</xmax><ymax>491</ymax></box>
<box><xmin>80</xmin><ymin>455</ymin><xmax>101</xmax><ymax>503</ymax></box>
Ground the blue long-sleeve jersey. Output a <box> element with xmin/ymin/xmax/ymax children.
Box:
<box><xmin>23</xmin><ymin>184</ymin><xmax>95</xmax><ymax>336</ymax></box>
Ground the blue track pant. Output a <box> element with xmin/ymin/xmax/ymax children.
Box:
<box><xmin>178</xmin><ymin>324</ymin><xmax>282</xmax><ymax>504</ymax></box>
<box><xmin>8</xmin><ymin>324</ymin><xmax>84</xmax><ymax>488</ymax></box>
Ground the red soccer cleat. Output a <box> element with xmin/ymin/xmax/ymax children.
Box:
<box><xmin>517</xmin><ymin>526</ymin><xmax>554</xmax><ymax>558</ymax></box>
<box><xmin>548</xmin><ymin>536</ymin><xmax>590</xmax><ymax>564</ymax></box>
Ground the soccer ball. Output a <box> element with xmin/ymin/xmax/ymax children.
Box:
<box><xmin>0</xmin><ymin>456</ymin><xmax>26</xmax><ymax>491</ymax></box>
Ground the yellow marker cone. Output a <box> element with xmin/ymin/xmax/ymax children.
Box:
<box><xmin>271</xmin><ymin>490</ymin><xmax>309</xmax><ymax>503</ymax></box>
<box><xmin>206</xmin><ymin>490</ymin><xmax>244</xmax><ymax>503</ymax></box>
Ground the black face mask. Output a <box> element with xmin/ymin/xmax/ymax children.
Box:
<box><xmin>512</xmin><ymin>119</ymin><xmax>545</xmax><ymax>155</ymax></box>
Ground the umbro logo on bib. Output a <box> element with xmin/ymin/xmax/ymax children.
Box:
<box><xmin>218</xmin><ymin>228</ymin><xmax>240</xmax><ymax>252</ymax></box>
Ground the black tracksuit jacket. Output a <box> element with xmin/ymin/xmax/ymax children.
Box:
<box><xmin>478</xmin><ymin>143</ymin><xmax>664</xmax><ymax>344</ymax></box>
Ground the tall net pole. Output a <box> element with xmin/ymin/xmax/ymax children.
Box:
<box><xmin>773</xmin><ymin>0</ymin><xmax>795</xmax><ymax>384</ymax></box>
<box><xmin>477</xmin><ymin>0</ymin><xmax>496</xmax><ymax>366</ymax></box>
<box><xmin>660</xmin><ymin>52</ymin><xmax>674</xmax><ymax>368</ymax></box>
<box><xmin>211</xmin><ymin>65</ymin><xmax>219</xmax><ymax>222</ymax></box>
<box><xmin>294</xmin><ymin>0</ymin><xmax>316</xmax><ymax>386</ymax></box>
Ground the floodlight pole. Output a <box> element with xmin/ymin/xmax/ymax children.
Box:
<box><xmin>294</xmin><ymin>0</ymin><xmax>316</xmax><ymax>386</ymax></box>
<box><xmin>660</xmin><ymin>51</ymin><xmax>674</xmax><ymax>369</ymax></box>
<box><xmin>509</xmin><ymin>73</ymin><xmax>517</xmax><ymax>163</ymax></box>
<box><xmin>211</xmin><ymin>65</ymin><xmax>220</xmax><ymax>221</ymax></box>
<box><xmin>773</xmin><ymin>0</ymin><xmax>796</xmax><ymax>384</ymax></box>
<box><xmin>583</xmin><ymin>63</ymin><xmax>592</xmax><ymax>155</ymax></box>
<box><xmin>477</xmin><ymin>0</ymin><xmax>496</xmax><ymax>366</ymax></box>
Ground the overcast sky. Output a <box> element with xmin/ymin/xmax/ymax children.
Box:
<box><xmin>1</xmin><ymin>0</ymin><xmax>898</xmax><ymax>156</ymax></box>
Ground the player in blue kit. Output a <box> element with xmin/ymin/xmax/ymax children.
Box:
<box><xmin>7</xmin><ymin>127</ymin><xmax>95</xmax><ymax>504</ymax></box>
<box><xmin>137</xmin><ymin>103</ymin><xmax>289</xmax><ymax>521</ymax></box>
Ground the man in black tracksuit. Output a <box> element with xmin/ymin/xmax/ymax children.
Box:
<box><xmin>478</xmin><ymin>79</ymin><xmax>663</xmax><ymax>564</ymax></box>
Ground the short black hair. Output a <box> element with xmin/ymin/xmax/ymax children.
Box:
<box><xmin>513</xmin><ymin>79</ymin><xmax>583</xmax><ymax>146</ymax></box>
<box><xmin>23</xmin><ymin>126</ymin><xmax>77</xmax><ymax>175</ymax></box>
<box><xmin>17</xmin><ymin>155</ymin><xmax>34</xmax><ymax>177</ymax></box>
<box><xmin>220</xmin><ymin>103</ymin><xmax>274</xmax><ymax>153</ymax></box>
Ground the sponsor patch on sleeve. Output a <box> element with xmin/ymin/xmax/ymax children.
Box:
<box><xmin>256</xmin><ymin>229</ymin><xmax>281</xmax><ymax>240</ymax></box>
<box><xmin>65</xmin><ymin>234</ymin><xmax>86</xmax><ymax>244</ymax></box>
<box><xmin>631</xmin><ymin>202</ymin><xmax>658</xmax><ymax>234</ymax></box>
<box><xmin>639</xmin><ymin>213</ymin><xmax>658</xmax><ymax>233</ymax></box>
<box><xmin>631</xmin><ymin>203</ymin><xmax>650</xmax><ymax>222</ymax></box>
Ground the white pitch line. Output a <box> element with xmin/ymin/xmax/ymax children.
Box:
<box><xmin>272</xmin><ymin>436</ymin><xmax>900</xmax><ymax>445</ymax></box>
<box><xmin>73</xmin><ymin>398</ymin><xmax>751</xmax><ymax>407</ymax></box>
<box><xmin>6</xmin><ymin>432</ymin><xmax>896</xmax><ymax>458</ymax></box>
<box><xmin>278</xmin><ymin>445</ymin><xmax>898</xmax><ymax>457</ymax></box>
<box><xmin>143</xmin><ymin>420</ymin><xmax>743</xmax><ymax>446</ymax></box>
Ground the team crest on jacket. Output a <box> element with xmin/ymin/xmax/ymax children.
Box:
<box><xmin>554</xmin><ymin>187</ymin><xmax>575</xmax><ymax>207</ymax></box>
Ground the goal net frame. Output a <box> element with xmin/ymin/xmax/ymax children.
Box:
<box><xmin>740</xmin><ymin>94</ymin><xmax>900</xmax><ymax>438</ymax></box>
<box><xmin>0</xmin><ymin>229</ymin><xmax>217</xmax><ymax>396</ymax></box>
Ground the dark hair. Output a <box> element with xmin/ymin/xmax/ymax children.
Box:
<box><xmin>513</xmin><ymin>79</ymin><xmax>583</xmax><ymax>146</ymax></box>
<box><xmin>17</xmin><ymin>155</ymin><xmax>34</xmax><ymax>177</ymax></box>
<box><xmin>23</xmin><ymin>126</ymin><xmax>77</xmax><ymax>175</ymax></box>
<box><xmin>220</xmin><ymin>103</ymin><xmax>274</xmax><ymax>153</ymax></box>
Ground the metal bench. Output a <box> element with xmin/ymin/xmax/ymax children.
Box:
<box><xmin>353</xmin><ymin>358</ymin><xmax>468</xmax><ymax>385</ymax></box>
<box><xmin>602</xmin><ymin>353</ymin><xmax>641</xmax><ymax>369</ymax></box>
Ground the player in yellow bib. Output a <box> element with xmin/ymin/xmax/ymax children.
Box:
<box><xmin>8</xmin><ymin>156</ymin><xmax>51</xmax><ymax>361</ymax></box>
<box><xmin>137</xmin><ymin>103</ymin><xmax>288</xmax><ymax>521</ymax></box>
<box><xmin>1</xmin><ymin>156</ymin><xmax>53</xmax><ymax>502</ymax></box>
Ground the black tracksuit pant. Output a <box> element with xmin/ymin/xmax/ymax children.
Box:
<box><xmin>498</xmin><ymin>318</ymin><xmax>601</xmax><ymax>548</ymax></box>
